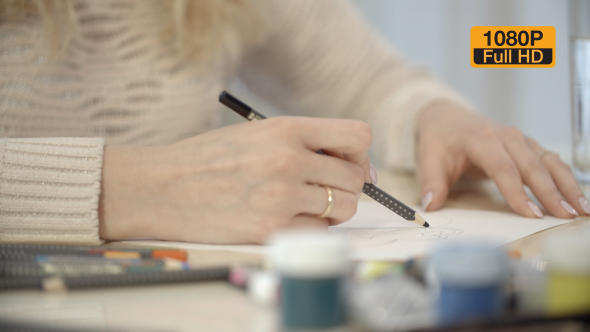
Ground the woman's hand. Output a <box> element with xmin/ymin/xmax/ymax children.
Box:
<box><xmin>98</xmin><ymin>117</ymin><xmax>374</xmax><ymax>244</ymax></box>
<box><xmin>416</xmin><ymin>104</ymin><xmax>589</xmax><ymax>219</ymax></box>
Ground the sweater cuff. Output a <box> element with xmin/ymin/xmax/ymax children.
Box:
<box><xmin>368</xmin><ymin>78</ymin><xmax>474</xmax><ymax>172</ymax></box>
<box><xmin>0</xmin><ymin>137</ymin><xmax>105</xmax><ymax>244</ymax></box>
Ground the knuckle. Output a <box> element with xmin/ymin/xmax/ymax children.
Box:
<box><xmin>477</xmin><ymin>125</ymin><xmax>498</xmax><ymax>141</ymax></box>
<box><xmin>524</xmin><ymin>136</ymin><xmax>536</xmax><ymax>145</ymax></box>
<box><xmin>265</xmin><ymin>181</ymin><xmax>292</xmax><ymax>200</ymax></box>
<box><xmin>267</xmin><ymin>116</ymin><xmax>289</xmax><ymax>128</ymax></box>
<box><xmin>351</xmin><ymin>120</ymin><xmax>373</xmax><ymax>145</ymax></box>
<box><xmin>251</xmin><ymin>181</ymin><xmax>293</xmax><ymax>211</ymax></box>
<box><xmin>350</xmin><ymin>165</ymin><xmax>365</xmax><ymax>190</ymax></box>
<box><xmin>346</xmin><ymin>198</ymin><xmax>359</xmax><ymax>219</ymax></box>
<box><xmin>503</xmin><ymin>127</ymin><xmax>525</xmax><ymax>141</ymax></box>
<box><xmin>344</xmin><ymin>194</ymin><xmax>358</xmax><ymax>221</ymax></box>
<box><xmin>524</xmin><ymin>159</ymin><xmax>547</xmax><ymax>176</ymax></box>
<box><xmin>268</xmin><ymin>117</ymin><xmax>299</xmax><ymax>134</ymax></box>
<box><xmin>556</xmin><ymin>161</ymin><xmax>572</xmax><ymax>174</ymax></box>
<box><xmin>492</xmin><ymin>160</ymin><xmax>519</xmax><ymax>178</ymax></box>
<box><xmin>340</xmin><ymin>193</ymin><xmax>358</xmax><ymax>221</ymax></box>
<box><xmin>266</xmin><ymin>148</ymin><xmax>301</xmax><ymax>174</ymax></box>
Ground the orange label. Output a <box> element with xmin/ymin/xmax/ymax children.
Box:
<box><xmin>471</xmin><ymin>26</ymin><xmax>555</xmax><ymax>68</ymax></box>
<box><xmin>103</xmin><ymin>251</ymin><xmax>141</xmax><ymax>259</ymax></box>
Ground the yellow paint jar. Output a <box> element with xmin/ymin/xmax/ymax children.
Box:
<box><xmin>545</xmin><ymin>234</ymin><xmax>590</xmax><ymax>316</ymax></box>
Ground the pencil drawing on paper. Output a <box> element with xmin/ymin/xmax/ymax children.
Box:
<box><xmin>344</xmin><ymin>215</ymin><xmax>463</xmax><ymax>247</ymax></box>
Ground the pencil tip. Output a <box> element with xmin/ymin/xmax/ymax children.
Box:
<box><xmin>424</xmin><ymin>221</ymin><xmax>430</xmax><ymax>228</ymax></box>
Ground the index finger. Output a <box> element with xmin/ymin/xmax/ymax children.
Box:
<box><xmin>466</xmin><ymin>138</ymin><xmax>539</xmax><ymax>218</ymax></box>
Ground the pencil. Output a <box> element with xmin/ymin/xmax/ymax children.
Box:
<box><xmin>0</xmin><ymin>243</ymin><xmax>188</xmax><ymax>262</ymax></box>
<box><xmin>218</xmin><ymin>91</ymin><xmax>429</xmax><ymax>228</ymax></box>
<box><xmin>0</xmin><ymin>267</ymin><xmax>230</xmax><ymax>291</ymax></box>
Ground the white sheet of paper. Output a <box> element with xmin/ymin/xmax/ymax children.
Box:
<box><xmin>125</xmin><ymin>201</ymin><xmax>574</xmax><ymax>261</ymax></box>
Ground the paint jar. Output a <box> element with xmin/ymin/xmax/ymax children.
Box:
<box><xmin>545</xmin><ymin>234</ymin><xmax>590</xmax><ymax>316</ymax></box>
<box><xmin>428</xmin><ymin>241</ymin><xmax>508</xmax><ymax>325</ymax></box>
<box><xmin>269</xmin><ymin>231</ymin><xmax>350</xmax><ymax>331</ymax></box>
<box><xmin>511</xmin><ymin>258</ymin><xmax>547</xmax><ymax>315</ymax></box>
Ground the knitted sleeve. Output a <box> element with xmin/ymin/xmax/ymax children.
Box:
<box><xmin>0</xmin><ymin>137</ymin><xmax>104</xmax><ymax>244</ymax></box>
<box><xmin>239</xmin><ymin>0</ymin><xmax>473</xmax><ymax>170</ymax></box>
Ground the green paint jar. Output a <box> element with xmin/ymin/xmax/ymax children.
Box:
<box><xmin>270</xmin><ymin>231</ymin><xmax>350</xmax><ymax>331</ymax></box>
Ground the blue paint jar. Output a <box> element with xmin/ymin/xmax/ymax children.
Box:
<box><xmin>429</xmin><ymin>241</ymin><xmax>508</xmax><ymax>325</ymax></box>
<box><xmin>270</xmin><ymin>231</ymin><xmax>350</xmax><ymax>331</ymax></box>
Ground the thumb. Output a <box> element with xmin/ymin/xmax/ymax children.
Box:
<box><xmin>417</xmin><ymin>145</ymin><xmax>451</xmax><ymax>212</ymax></box>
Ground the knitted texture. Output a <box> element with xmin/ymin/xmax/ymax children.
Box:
<box><xmin>0</xmin><ymin>0</ymin><xmax>471</xmax><ymax>244</ymax></box>
<box><xmin>0</xmin><ymin>137</ymin><xmax>104</xmax><ymax>244</ymax></box>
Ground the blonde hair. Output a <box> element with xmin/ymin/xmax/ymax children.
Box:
<box><xmin>0</xmin><ymin>0</ymin><xmax>268</xmax><ymax>64</ymax></box>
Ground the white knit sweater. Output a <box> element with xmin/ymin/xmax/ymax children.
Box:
<box><xmin>0</xmin><ymin>0</ymin><xmax>470</xmax><ymax>244</ymax></box>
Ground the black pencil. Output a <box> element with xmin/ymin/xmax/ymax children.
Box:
<box><xmin>218</xmin><ymin>91</ymin><xmax>429</xmax><ymax>228</ymax></box>
<box><xmin>0</xmin><ymin>267</ymin><xmax>230</xmax><ymax>291</ymax></box>
<box><xmin>0</xmin><ymin>243</ymin><xmax>187</xmax><ymax>261</ymax></box>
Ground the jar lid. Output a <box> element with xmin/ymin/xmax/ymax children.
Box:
<box><xmin>545</xmin><ymin>234</ymin><xmax>590</xmax><ymax>274</ymax></box>
<box><xmin>429</xmin><ymin>240</ymin><xmax>508</xmax><ymax>287</ymax></box>
<box><xmin>268</xmin><ymin>230</ymin><xmax>350</xmax><ymax>278</ymax></box>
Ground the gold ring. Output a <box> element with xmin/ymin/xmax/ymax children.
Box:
<box><xmin>538</xmin><ymin>150</ymin><xmax>557</xmax><ymax>161</ymax></box>
<box><xmin>315</xmin><ymin>185</ymin><xmax>334</xmax><ymax>218</ymax></box>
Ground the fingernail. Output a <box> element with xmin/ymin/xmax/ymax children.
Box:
<box><xmin>369</xmin><ymin>163</ymin><xmax>378</xmax><ymax>185</ymax></box>
<box><xmin>527</xmin><ymin>201</ymin><xmax>544</xmax><ymax>218</ymax></box>
<box><xmin>579</xmin><ymin>196</ymin><xmax>590</xmax><ymax>214</ymax></box>
<box><xmin>560</xmin><ymin>200</ymin><xmax>579</xmax><ymax>216</ymax></box>
<box><xmin>422</xmin><ymin>191</ymin><xmax>433</xmax><ymax>211</ymax></box>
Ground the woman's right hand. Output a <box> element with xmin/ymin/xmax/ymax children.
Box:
<box><xmin>98</xmin><ymin>117</ymin><xmax>374</xmax><ymax>244</ymax></box>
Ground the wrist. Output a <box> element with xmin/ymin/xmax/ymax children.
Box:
<box><xmin>98</xmin><ymin>145</ymin><xmax>153</xmax><ymax>240</ymax></box>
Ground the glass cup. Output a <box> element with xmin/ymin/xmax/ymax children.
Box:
<box><xmin>571</xmin><ymin>0</ymin><xmax>590</xmax><ymax>195</ymax></box>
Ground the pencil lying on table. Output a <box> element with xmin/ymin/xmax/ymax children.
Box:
<box><xmin>218</xmin><ymin>91</ymin><xmax>429</xmax><ymax>228</ymax></box>
<box><xmin>0</xmin><ymin>243</ymin><xmax>188</xmax><ymax>261</ymax></box>
<box><xmin>0</xmin><ymin>268</ymin><xmax>230</xmax><ymax>291</ymax></box>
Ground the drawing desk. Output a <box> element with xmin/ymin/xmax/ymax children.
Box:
<box><xmin>0</xmin><ymin>170</ymin><xmax>588</xmax><ymax>332</ymax></box>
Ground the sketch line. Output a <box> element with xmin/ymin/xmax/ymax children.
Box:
<box><xmin>344</xmin><ymin>215</ymin><xmax>463</xmax><ymax>247</ymax></box>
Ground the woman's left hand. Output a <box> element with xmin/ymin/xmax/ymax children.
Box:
<box><xmin>416</xmin><ymin>104</ymin><xmax>590</xmax><ymax>219</ymax></box>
